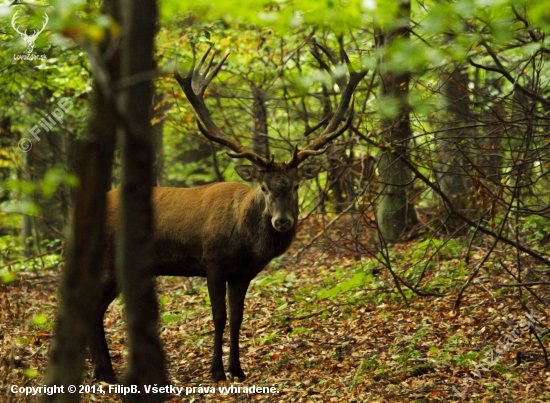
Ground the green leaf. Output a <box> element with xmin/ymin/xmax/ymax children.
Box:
<box><xmin>31</xmin><ymin>314</ymin><xmax>48</xmax><ymax>326</ymax></box>
<box><xmin>274</xmin><ymin>302</ymin><xmax>288</xmax><ymax>312</ymax></box>
<box><xmin>317</xmin><ymin>272</ymin><xmax>365</xmax><ymax>300</ymax></box>
<box><xmin>162</xmin><ymin>313</ymin><xmax>181</xmax><ymax>324</ymax></box>
<box><xmin>1</xmin><ymin>272</ymin><xmax>16</xmax><ymax>284</ymax></box>
<box><xmin>25</xmin><ymin>368</ymin><xmax>38</xmax><ymax>379</ymax></box>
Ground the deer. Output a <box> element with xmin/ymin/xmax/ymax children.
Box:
<box><xmin>89</xmin><ymin>47</ymin><xmax>366</xmax><ymax>383</ymax></box>
<box><xmin>11</xmin><ymin>11</ymin><xmax>48</xmax><ymax>54</ymax></box>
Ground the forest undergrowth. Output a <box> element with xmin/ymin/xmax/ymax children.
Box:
<box><xmin>1</xmin><ymin>216</ymin><xmax>549</xmax><ymax>402</ymax></box>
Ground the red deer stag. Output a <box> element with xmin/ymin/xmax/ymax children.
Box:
<box><xmin>90</xmin><ymin>47</ymin><xmax>366</xmax><ymax>383</ymax></box>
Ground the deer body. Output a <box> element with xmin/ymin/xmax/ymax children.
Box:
<box><xmin>108</xmin><ymin>182</ymin><xmax>296</xmax><ymax>278</ymax></box>
<box><xmin>91</xmin><ymin>168</ymin><xmax>302</xmax><ymax>383</ymax></box>
<box><xmin>90</xmin><ymin>47</ymin><xmax>365</xmax><ymax>383</ymax></box>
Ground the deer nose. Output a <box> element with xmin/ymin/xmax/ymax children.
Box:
<box><xmin>274</xmin><ymin>217</ymin><xmax>293</xmax><ymax>232</ymax></box>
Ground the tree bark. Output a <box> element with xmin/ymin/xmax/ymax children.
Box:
<box><xmin>152</xmin><ymin>92</ymin><xmax>164</xmax><ymax>187</ymax></box>
<box><xmin>435</xmin><ymin>64</ymin><xmax>475</xmax><ymax>228</ymax></box>
<box><xmin>41</xmin><ymin>1</ymin><xmax>119</xmax><ymax>401</ymax></box>
<box><xmin>375</xmin><ymin>1</ymin><xmax>418</xmax><ymax>241</ymax></box>
<box><xmin>117</xmin><ymin>0</ymin><xmax>166</xmax><ymax>400</ymax></box>
<box><xmin>482</xmin><ymin>77</ymin><xmax>504</xmax><ymax>184</ymax></box>
<box><xmin>20</xmin><ymin>151</ymin><xmax>33</xmax><ymax>256</ymax></box>
<box><xmin>251</xmin><ymin>85</ymin><xmax>270</xmax><ymax>159</ymax></box>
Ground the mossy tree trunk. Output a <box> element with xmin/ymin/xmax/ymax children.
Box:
<box><xmin>375</xmin><ymin>1</ymin><xmax>418</xmax><ymax>242</ymax></box>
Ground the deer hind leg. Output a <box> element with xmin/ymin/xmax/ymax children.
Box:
<box><xmin>206</xmin><ymin>271</ymin><xmax>227</xmax><ymax>382</ymax></box>
<box><xmin>90</xmin><ymin>276</ymin><xmax>119</xmax><ymax>383</ymax></box>
<box><xmin>227</xmin><ymin>279</ymin><xmax>250</xmax><ymax>381</ymax></box>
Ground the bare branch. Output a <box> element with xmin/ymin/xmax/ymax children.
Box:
<box><xmin>469</xmin><ymin>43</ymin><xmax>550</xmax><ymax>108</ymax></box>
<box><xmin>287</xmin><ymin>43</ymin><xmax>367</xmax><ymax>167</ymax></box>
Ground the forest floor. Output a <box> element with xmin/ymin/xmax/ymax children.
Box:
<box><xmin>1</xmin><ymin>216</ymin><xmax>550</xmax><ymax>402</ymax></box>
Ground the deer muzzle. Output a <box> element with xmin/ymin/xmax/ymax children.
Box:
<box><xmin>271</xmin><ymin>215</ymin><xmax>294</xmax><ymax>232</ymax></box>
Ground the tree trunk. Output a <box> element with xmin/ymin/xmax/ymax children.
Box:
<box><xmin>510</xmin><ymin>87</ymin><xmax>536</xmax><ymax>192</ymax></box>
<box><xmin>152</xmin><ymin>93</ymin><xmax>164</xmax><ymax>187</ymax></box>
<box><xmin>117</xmin><ymin>0</ymin><xmax>166</xmax><ymax>400</ymax></box>
<box><xmin>252</xmin><ymin>86</ymin><xmax>270</xmax><ymax>158</ymax></box>
<box><xmin>41</xmin><ymin>1</ymin><xmax>119</xmax><ymax>401</ymax></box>
<box><xmin>435</xmin><ymin>64</ymin><xmax>475</xmax><ymax>228</ymax></box>
<box><xmin>375</xmin><ymin>1</ymin><xmax>418</xmax><ymax>242</ymax></box>
<box><xmin>482</xmin><ymin>77</ymin><xmax>505</xmax><ymax>184</ymax></box>
<box><xmin>20</xmin><ymin>151</ymin><xmax>33</xmax><ymax>256</ymax></box>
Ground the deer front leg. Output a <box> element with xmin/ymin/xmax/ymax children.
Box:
<box><xmin>227</xmin><ymin>280</ymin><xmax>250</xmax><ymax>381</ymax></box>
<box><xmin>206</xmin><ymin>272</ymin><xmax>227</xmax><ymax>382</ymax></box>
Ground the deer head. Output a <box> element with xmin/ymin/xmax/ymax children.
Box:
<box><xmin>12</xmin><ymin>11</ymin><xmax>48</xmax><ymax>54</ymax></box>
<box><xmin>174</xmin><ymin>47</ymin><xmax>366</xmax><ymax>232</ymax></box>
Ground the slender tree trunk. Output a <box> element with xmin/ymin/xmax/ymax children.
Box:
<box><xmin>20</xmin><ymin>151</ymin><xmax>33</xmax><ymax>256</ymax></box>
<box><xmin>483</xmin><ymin>77</ymin><xmax>505</xmax><ymax>184</ymax></box>
<box><xmin>152</xmin><ymin>93</ymin><xmax>164</xmax><ymax>187</ymax></box>
<box><xmin>252</xmin><ymin>86</ymin><xmax>269</xmax><ymax>158</ymax></box>
<box><xmin>117</xmin><ymin>0</ymin><xmax>166</xmax><ymax>400</ymax></box>
<box><xmin>319</xmin><ymin>83</ymin><xmax>346</xmax><ymax>212</ymax></box>
<box><xmin>435</xmin><ymin>64</ymin><xmax>475</xmax><ymax>228</ymax></box>
<box><xmin>510</xmin><ymin>87</ymin><xmax>536</xmax><ymax>192</ymax></box>
<box><xmin>375</xmin><ymin>1</ymin><xmax>418</xmax><ymax>241</ymax></box>
<box><xmin>328</xmin><ymin>143</ymin><xmax>346</xmax><ymax>212</ymax></box>
<box><xmin>42</xmin><ymin>1</ymin><xmax>119</xmax><ymax>401</ymax></box>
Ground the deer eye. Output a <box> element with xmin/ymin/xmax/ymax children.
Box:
<box><xmin>261</xmin><ymin>185</ymin><xmax>268</xmax><ymax>194</ymax></box>
<box><xmin>293</xmin><ymin>184</ymin><xmax>299</xmax><ymax>192</ymax></box>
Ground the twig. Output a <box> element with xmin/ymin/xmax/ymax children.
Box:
<box><xmin>454</xmin><ymin>203</ymin><xmax>511</xmax><ymax>310</ymax></box>
<box><xmin>499</xmin><ymin>282</ymin><xmax>550</xmax><ymax>287</ymax></box>
<box><xmin>529</xmin><ymin>326</ymin><xmax>549</xmax><ymax>368</ymax></box>
<box><xmin>404</xmin><ymin>147</ymin><xmax>550</xmax><ymax>266</ymax></box>
<box><xmin>376</xmin><ymin>225</ymin><xmax>410</xmax><ymax>305</ymax></box>
<box><xmin>469</xmin><ymin>43</ymin><xmax>550</xmax><ymax>108</ymax></box>
<box><xmin>499</xmin><ymin>259</ymin><xmax>547</xmax><ymax>307</ymax></box>
<box><xmin>464</xmin><ymin>212</ymin><xmax>486</xmax><ymax>264</ymax></box>
<box><xmin>0</xmin><ymin>247</ymin><xmax>62</xmax><ymax>271</ymax></box>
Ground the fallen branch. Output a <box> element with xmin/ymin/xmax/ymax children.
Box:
<box><xmin>499</xmin><ymin>282</ymin><xmax>550</xmax><ymax>287</ymax></box>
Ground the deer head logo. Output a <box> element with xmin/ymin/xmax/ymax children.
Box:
<box><xmin>11</xmin><ymin>11</ymin><xmax>49</xmax><ymax>54</ymax></box>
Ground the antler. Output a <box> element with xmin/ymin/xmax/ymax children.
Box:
<box><xmin>174</xmin><ymin>48</ymin><xmax>272</xmax><ymax>168</ymax></box>
<box><xmin>286</xmin><ymin>43</ymin><xmax>367</xmax><ymax>168</ymax></box>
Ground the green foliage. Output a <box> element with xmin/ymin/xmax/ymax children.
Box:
<box><xmin>1</xmin><ymin>166</ymin><xmax>77</xmax><ymax>217</ymax></box>
<box><xmin>0</xmin><ymin>234</ymin><xmax>63</xmax><ymax>282</ymax></box>
<box><xmin>394</xmin><ymin>326</ymin><xmax>429</xmax><ymax>368</ymax></box>
<box><xmin>162</xmin><ymin>313</ymin><xmax>181</xmax><ymax>324</ymax></box>
<box><xmin>316</xmin><ymin>271</ymin><xmax>372</xmax><ymax>300</ymax></box>
<box><xmin>518</xmin><ymin>215</ymin><xmax>550</xmax><ymax>250</ymax></box>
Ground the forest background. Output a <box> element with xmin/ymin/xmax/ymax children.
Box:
<box><xmin>1</xmin><ymin>0</ymin><xmax>550</xmax><ymax>401</ymax></box>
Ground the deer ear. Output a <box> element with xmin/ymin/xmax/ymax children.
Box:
<box><xmin>234</xmin><ymin>165</ymin><xmax>257</xmax><ymax>182</ymax></box>
<box><xmin>298</xmin><ymin>163</ymin><xmax>321</xmax><ymax>180</ymax></box>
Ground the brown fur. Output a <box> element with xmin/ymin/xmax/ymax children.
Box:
<box><xmin>90</xmin><ymin>163</ymin><xmax>312</xmax><ymax>383</ymax></box>
<box><xmin>104</xmin><ymin>183</ymin><xmax>295</xmax><ymax>278</ymax></box>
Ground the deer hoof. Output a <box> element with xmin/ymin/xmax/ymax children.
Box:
<box><xmin>228</xmin><ymin>366</ymin><xmax>246</xmax><ymax>382</ymax></box>
<box><xmin>93</xmin><ymin>368</ymin><xmax>118</xmax><ymax>384</ymax></box>
<box><xmin>211</xmin><ymin>368</ymin><xmax>227</xmax><ymax>382</ymax></box>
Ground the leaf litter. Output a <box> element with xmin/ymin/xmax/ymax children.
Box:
<box><xmin>1</xmin><ymin>217</ymin><xmax>549</xmax><ymax>402</ymax></box>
